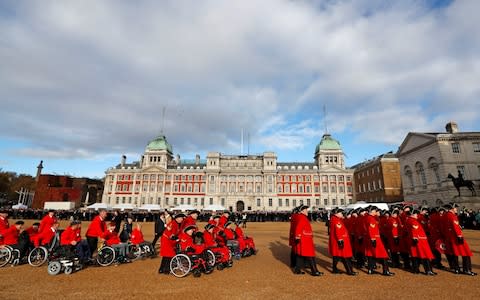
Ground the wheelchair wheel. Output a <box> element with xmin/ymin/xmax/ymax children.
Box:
<box><xmin>64</xmin><ymin>267</ymin><xmax>73</xmax><ymax>275</ymax></box>
<box><xmin>11</xmin><ymin>249</ymin><xmax>20</xmax><ymax>266</ymax></box>
<box><xmin>170</xmin><ymin>254</ymin><xmax>191</xmax><ymax>278</ymax></box>
<box><xmin>28</xmin><ymin>247</ymin><xmax>48</xmax><ymax>267</ymax></box>
<box><xmin>128</xmin><ymin>244</ymin><xmax>142</xmax><ymax>261</ymax></box>
<box><xmin>206</xmin><ymin>250</ymin><xmax>216</xmax><ymax>268</ymax></box>
<box><xmin>47</xmin><ymin>261</ymin><xmax>62</xmax><ymax>275</ymax></box>
<box><xmin>0</xmin><ymin>247</ymin><xmax>12</xmax><ymax>267</ymax></box>
<box><xmin>97</xmin><ymin>246</ymin><xmax>115</xmax><ymax>267</ymax></box>
<box><xmin>192</xmin><ymin>268</ymin><xmax>202</xmax><ymax>277</ymax></box>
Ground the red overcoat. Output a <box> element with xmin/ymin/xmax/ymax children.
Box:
<box><xmin>294</xmin><ymin>214</ymin><xmax>315</xmax><ymax>257</ymax></box>
<box><xmin>104</xmin><ymin>230</ymin><xmax>121</xmax><ymax>246</ymax></box>
<box><xmin>34</xmin><ymin>227</ymin><xmax>56</xmax><ymax>247</ymax></box>
<box><xmin>328</xmin><ymin>215</ymin><xmax>353</xmax><ymax>258</ymax></box>
<box><xmin>444</xmin><ymin>212</ymin><xmax>472</xmax><ymax>257</ymax></box>
<box><xmin>2</xmin><ymin>226</ymin><xmax>19</xmax><ymax>245</ymax></box>
<box><xmin>131</xmin><ymin>229</ymin><xmax>145</xmax><ymax>245</ymax></box>
<box><xmin>180</xmin><ymin>216</ymin><xmax>197</xmax><ymax>232</ymax></box>
<box><xmin>86</xmin><ymin>216</ymin><xmax>106</xmax><ymax>238</ymax></box>
<box><xmin>60</xmin><ymin>226</ymin><xmax>78</xmax><ymax>246</ymax></box>
<box><xmin>427</xmin><ymin>212</ymin><xmax>443</xmax><ymax>248</ymax></box>
<box><xmin>364</xmin><ymin>214</ymin><xmax>388</xmax><ymax>258</ymax></box>
<box><xmin>39</xmin><ymin>214</ymin><xmax>57</xmax><ymax>234</ymax></box>
<box><xmin>160</xmin><ymin>223</ymin><xmax>177</xmax><ymax>258</ymax></box>
<box><xmin>386</xmin><ymin>216</ymin><xmax>401</xmax><ymax>253</ymax></box>
<box><xmin>289</xmin><ymin>213</ymin><xmax>299</xmax><ymax>248</ymax></box>
<box><xmin>406</xmin><ymin>217</ymin><xmax>434</xmax><ymax>259</ymax></box>
<box><xmin>179</xmin><ymin>232</ymin><xmax>204</xmax><ymax>254</ymax></box>
<box><xmin>0</xmin><ymin>216</ymin><xmax>9</xmax><ymax>245</ymax></box>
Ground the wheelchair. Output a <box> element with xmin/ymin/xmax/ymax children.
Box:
<box><xmin>47</xmin><ymin>246</ymin><xmax>83</xmax><ymax>275</ymax></box>
<box><xmin>128</xmin><ymin>242</ymin><xmax>156</xmax><ymax>261</ymax></box>
<box><xmin>96</xmin><ymin>243</ymin><xmax>132</xmax><ymax>267</ymax></box>
<box><xmin>27</xmin><ymin>231</ymin><xmax>63</xmax><ymax>267</ymax></box>
<box><xmin>226</xmin><ymin>240</ymin><xmax>241</xmax><ymax>260</ymax></box>
<box><xmin>169</xmin><ymin>248</ymin><xmax>216</xmax><ymax>278</ymax></box>
<box><xmin>0</xmin><ymin>245</ymin><xmax>21</xmax><ymax>267</ymax></box>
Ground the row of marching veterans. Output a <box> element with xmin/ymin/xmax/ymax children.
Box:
<box><xmin>289</xmin><ymin>203</ymin><xmax>476</xmax><ymax>277</ymax></box>
<box><xmin>158</xmin><ymin>209</ymin><xmax>257</xmax><ymax>275</ymax></box>
<box><xmin>0</xmin><ymin>209</ymin><xmax>154</xmax><ymax>269</ymax></box>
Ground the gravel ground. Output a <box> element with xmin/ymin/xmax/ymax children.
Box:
<box><xmin>0</xmin><ymin>220</ymin><xmax>479</xmax><ymax>300</ymax></box>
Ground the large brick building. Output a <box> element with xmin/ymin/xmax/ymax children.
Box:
<box><xmin>352</xmin><ymin>152</ymin><xmax>403</xmax><ymax>203</ymax></box>
<box><xmin>32</xmin><ymin>174</ymin><xmax>104</xmax><ymax>209</ymax></box>
<box><xmin>102</xmin><ymin>133</ymin><xmax>355</xmax><ymax>212</ymax></box>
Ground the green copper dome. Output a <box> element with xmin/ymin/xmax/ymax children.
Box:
<box><xmin>146</xmin><ymin>135</ymin><xmax>173</xmax><ymax>153</ymax></box>
<box><xmin>315</xmin><ymin>134</ymin><xmax>342</xmax><ymax>154</ymax></box>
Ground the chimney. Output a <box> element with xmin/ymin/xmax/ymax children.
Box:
<box><xmin>121</xmin><ymin>155</ymin><xmax>126</xmax><ymax>167</ymax></box>
<box><xmin>35</xmin><ymin>160</ymin><xmax>43</xmax><ymax>182</ymax></box>
<box><xmin>195</xmin><ymin>154</ymin><xmax>200</xmax><ymax>165</ymax></box>
<box><xmin>446</xmin><ymin>121</ymin><xmax>459</xmax><ymax>134</ymax></box>
<box><xmin>176</xmin><ymin>154</ymin><xmax>181</xmax><ymax>165</ymax></box>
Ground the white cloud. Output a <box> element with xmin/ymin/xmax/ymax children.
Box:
<box><xmin>0</xmin><ymin>0</ymin><xmax>479</xmax><ymax>163</ymax></box>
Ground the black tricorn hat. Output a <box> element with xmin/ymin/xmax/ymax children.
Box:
<box><xmin>174</xmin><ymin>213</ymin><xmax>186</xmax><ymax>219</ymax></box>
<box><xmin>368</xmin><ymin>206</ymin><xmax>378</xmax><ymax>213</ymax></box>
<box><xmin>204</xmin><ymin>223</ymin><xmax>214</xmax><ymax>230</ymax></box>
<box><xmin>443</xmin><ymin>204</ymin><xmax>453</xmax><ymax>210</ymax></box>
<box><xmin>15</xmin><ymin>220</ymin><xmax>24</xmax><ymax>225</ymax></box>
<box><xmin>299</xmin><ymin>205</ymin><xmax>309</xmax><ymax>211</ymax></box>
<box><xmin>224</xmin><ymin>221</ymin><xmax>233</xmax><ymax>228</ymax></box>
<box><xmin>189</xmin><ymin>210</ymin><xmax>200</xmax><ymax>215</ymax></box>
<box><xmin>183</xmin><ymin>225</ymin><xmax>197</xmax><ymax>232</ymax></box>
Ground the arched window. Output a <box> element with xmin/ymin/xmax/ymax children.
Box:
<box><xmin>428</xmin><ymin>157</ymin><xmax>442</xmax><ymax>187</ymax></box>
<box><xmin>404</xmin><ymin>166</ymin><xmax>414</xmax><ymax>191</ymax></box>
<box><xmin>415</xmin><ymin>162</ymin><xmax>427</xmax><ymax>188</ymax></box>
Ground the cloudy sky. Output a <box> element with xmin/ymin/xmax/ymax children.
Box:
<box><xmin>1</xmin><ymin>0</ymin><xmax>479</xmax><ymax>178</ymax></box>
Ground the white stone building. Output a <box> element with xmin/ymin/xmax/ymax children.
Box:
<box><xmin>102</xmin><ymin>133</ymin><xmax>354</xmax><ymax>212</ymax></box>
<box><xmin>397</xmin><ymin>122</ymin><xmax>480</xmax><ymax>207</ymax></box>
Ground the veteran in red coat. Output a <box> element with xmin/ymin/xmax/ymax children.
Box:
<box><xmin>443</xmin><ymin>204</ymin><xmax>476</xmax><ymax>276</ymax></box>
<box><xmin>406</xmin><ymin>210</ymin><xmax>436</xmax><ymax>275</ymax></box>
<box><xmin>364</xmin><ymin>206</ymin><xmax>394</xmax><ymax>276</ymax></box>
<box><xmin>293</xmin><ymin>205</ymin><xmax>322</xmax><ymax>276</ymax></box>
<box><xmin>328</xmin><ymin>209</ymin><xmax>357</xmax><ymax>275</ymax></box>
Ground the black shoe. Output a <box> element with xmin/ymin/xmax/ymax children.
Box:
<box><xmin>347</xmin><ymin>271</ymin><xmax>358</xmax><ymax>276</ymax></box>
<box><xmin>311</xmin><ymin>271</ymin><xmax>323</xmax><ymax>276</ymax></box>
<box><xmin>332</xmin><ymin>268</ymin><xmax>341</xmax><ymax>274</ymax></box>
<box><xmin>463</xmin><ymin>271</ymin><xmax>477</xmax><ymax>276</ymax></box>
<box><xmin>367</xmin><ymin>269</ymin><xmax>375</xmax><ymax>275</ymax></box>
<box><xmin>425</xmin><ymin>271</ymin><xmax>437</xmax><ymax>276</ymax></box>
<box><xmin>382</xmin><ymin>271</ymin><xmax>395</xmax><ymax>276</ymax></box>
<box><xmin>453</xmin><ymin>268</ymin><xmax>461</xmax><ymax>274</ymax></box>
<box><xmin>294</xmin><ymin>269</ymin><xmax>305</xmax><ymax>275</ymax></box>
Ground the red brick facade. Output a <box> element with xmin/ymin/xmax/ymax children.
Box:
<box><xmin>32</xmin><ymin>175</ymin><xmax>103</xmax><ymax>209</ymax></box>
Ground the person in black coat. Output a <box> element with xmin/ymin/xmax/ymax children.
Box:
<box><xmin>120</xmin><ymin>215</ymin><xmax>133</xmax><ymax>243</ymax></box>
<box><xmin>111</xmin><ymin>210</ymin><xmax>123</xmax><ymax>233</ymax></box>
<box><xmin>152</xmin><ymin>212</ymin><xmax>166</xmax><ymax>249</ymax></box>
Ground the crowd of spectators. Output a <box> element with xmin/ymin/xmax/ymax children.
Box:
<box><xmin>3</xmin><ymin>207</ymin><xmax>479</xmax><ymax>229</ymax></box>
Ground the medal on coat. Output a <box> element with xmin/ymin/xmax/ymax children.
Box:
<box><xmin>435</xmin><ymin>239</ymin><xmax>446</xmax><ymax>254</ymax></box>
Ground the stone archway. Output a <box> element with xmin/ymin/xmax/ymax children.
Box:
<box><xmin>236</xmin><ymin>200</ymin><xmax>245</xmax><ymax>212</ymax></box>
